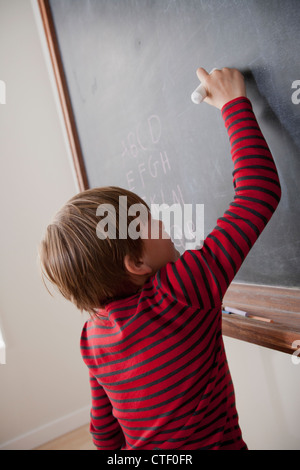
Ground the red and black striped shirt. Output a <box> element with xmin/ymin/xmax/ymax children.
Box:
<box><xmin>80</xmin><ymin>97</ymin><xmax>281</xmax><ymax>450</ymax></box>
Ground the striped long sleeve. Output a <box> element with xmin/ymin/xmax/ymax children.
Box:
<box><xmin>80</xmin><ymin>97</ymin><xmax>281</xmax><ymax>450</ymax></box>
<box><xmin>158</xmin><ymin>97</ymin><xmax>281</xmax><ymax>308</ymax></box>
<box><xmin>86</xmin><ymin>371</ymin><xmax>125</xmax><ymax>450</ymax></box>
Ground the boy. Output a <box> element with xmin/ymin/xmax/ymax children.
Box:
<box><xmin>39</xmin><ymin>68</ymin><xmax>281</xmax><ymax>450</ymax></box>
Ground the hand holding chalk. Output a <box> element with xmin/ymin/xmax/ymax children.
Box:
<box><xmin>191</xmin><ymin>67</ymin><xmax>247</xmax><ymax>109</ymax></box>
<box><xmin>191</xmin><ymin>68</ymin><xmax>218</xmax><ymax>104</ymax></box>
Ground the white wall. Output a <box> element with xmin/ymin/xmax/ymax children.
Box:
<box><xmin>0</xmin><ymin>0</ymin><xmax>299</xmax><ymax>450</ymax></box>
<box><xmin>224</xmin><ymin>337</ymin><xmax>300</xmax><ymax>449</ymax></box>
<box><xmin>0</xmin><ymin>0</ymin><xmax>90</xmax><ymax>450</ymax></box>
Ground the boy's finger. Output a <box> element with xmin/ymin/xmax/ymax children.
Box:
<box><xmin>196</xmin><ymin>67</ymin><xmax>209</xmax><ymax>83</ymax></box>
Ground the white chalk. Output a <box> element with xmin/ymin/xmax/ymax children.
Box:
<box><xmin>191</xmin><ymin>85</ymin><xmax>207</xmax><ymax>104</ymax></box>
<box><xmin>191</xmin><ymin>68</ymin><xmax>218</xmax><ymax>104</ymax></box>
<box><xmin>224</xmin><ymin>306</ymin><xmax>247</xmax><ymax>316</ymax></box>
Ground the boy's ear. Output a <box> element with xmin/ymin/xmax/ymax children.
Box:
<box><xmin>124</xmin><ymin>254</ymin><xmax>152</xmax><ymax>276</ymax></box>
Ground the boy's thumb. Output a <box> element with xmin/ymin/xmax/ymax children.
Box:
<box><xmin>196</xmin><ymin>67</ymin><xmax>209</xmax><ymax>83</ymax></box>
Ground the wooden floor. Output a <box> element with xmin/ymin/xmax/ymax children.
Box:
<box><xmin>35</xmin><ymin>424</ymin><xmax>95</xmax><ymax>450</ymax></box>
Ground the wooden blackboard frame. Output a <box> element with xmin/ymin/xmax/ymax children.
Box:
<box><xmin>38</xmin><ymin>0</ymin><xmax>300</xmax><ymax>355</ymax></box>
<box><xmin>38</xmin><ymin>0</ymin><xmax>88</xmax><ymax>192</ymax></box>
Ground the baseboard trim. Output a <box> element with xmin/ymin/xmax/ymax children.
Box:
<box><xmin>0</xmin><ymin>405</ymin><xmax>90</xmax><ymax>450</ymax></box>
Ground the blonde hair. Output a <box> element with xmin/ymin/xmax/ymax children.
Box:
<box><xmin>39</xmin><ymin>186</ymin><xmax>149</xmax><ymax>316</ymax></box>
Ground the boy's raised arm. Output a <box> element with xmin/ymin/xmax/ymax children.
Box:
<box><xmin>156</xmin><ymin>68</ymin><xmax>281</xmax><ymax>309</ymax></box>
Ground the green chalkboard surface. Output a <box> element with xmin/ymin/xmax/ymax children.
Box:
<box><xmin>48</xmin><ymin>0</ymin><xmax>300</xmax><ymax>288</ymax></box>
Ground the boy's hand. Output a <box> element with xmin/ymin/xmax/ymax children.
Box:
<box><xmin>196</xmin><ymin>67</ymin><xmax>246</xmax><ymax>109</ymax></box>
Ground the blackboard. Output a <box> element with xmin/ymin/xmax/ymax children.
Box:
<box><xmin>47</xmin><ymin>0</ymin><xmax>300</xmax><ymax>288</ymax></box>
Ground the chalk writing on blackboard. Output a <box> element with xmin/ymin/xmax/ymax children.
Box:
<box><xmin>119</xmin><ymin>113</ymin><xmax>204</xmax><ymax>251</ymax></box>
